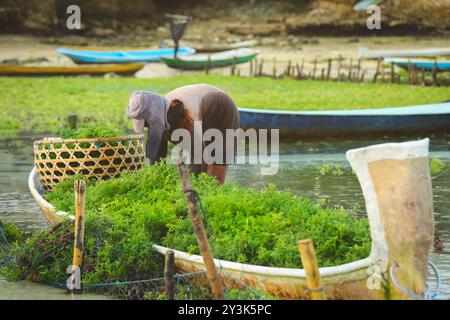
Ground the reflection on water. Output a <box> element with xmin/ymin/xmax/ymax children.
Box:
<box><xmin>0</xmin><ymin>135</ymin><xmax>449</xmax><ymax>299</ymax></box>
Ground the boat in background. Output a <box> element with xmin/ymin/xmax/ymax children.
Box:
<box><xmin>239</xmin><ymin>102</ymin><xmax>450</xmax><ymax>138</ymax></box>
<box><xmin>0</xmin><ymin>63</ymin><xmax>145</xmax><ymax>76</ymax></box>
<box><xmin>385</xmin><ymin>58</ymin><xmax>450</xmax><ymax>72</ymax></box>
<box><xmin>359</xmin><ymin>47</ymin><xmax>450</xmax><ymax>59</ymax></box>
<box><xmin>161</xmin><ymin>48</ymin><xmax>258</xmax><ymax>70</ymax></box>
<box><xmin>57</xmin><ymin>47</ymin><xmax>195</xmax><ymax>64</ymax></box>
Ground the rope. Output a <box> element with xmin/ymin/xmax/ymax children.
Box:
<box><xmin>390</xmin><ymin>261</ymin><xmax>441</xmax><ymax>300</ymax></box>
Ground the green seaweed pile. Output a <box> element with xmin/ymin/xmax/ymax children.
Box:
<box><xmin>0</xmin><ymin>163</ymin><xmax>370</xmax><ymax>288</ymax></box>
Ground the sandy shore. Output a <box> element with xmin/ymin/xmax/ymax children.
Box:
<box><xmin>1</xmin><ymin>34</ymin><xmax>449</xmax><ymax>79</ymax></box>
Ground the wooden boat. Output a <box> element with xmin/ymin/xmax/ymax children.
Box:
<box><xmin>57</xmin><ymin>47</ymin><xmax>196</xmax><ymax>64</ymax></box>
<box><xmin>0</xmin><ymin>63</ymin><xmax>145</xmax><ymax>76</ymax></box>
<box><xmin>385</xmin><ymin>58</ymin><xmax>450</xmax><ymax>72</ymax></box>
<box><xmin>158</xmin><ymin>39</ymin><xmax>258</xmax><ymax>53</ymax></box>
<box><xmin>239</xmin><ymin>102</ymin><xmax>450</xmax><ymax>138</ymax></box>
<box><xmin>359</xmin><ymin>47</ymin><xmax>450</xmax><ymax>59</ymax></box>
<box><xmin>160</xmin><ymin>48</ymin><xmax>258</xmax><ymax>70</ymax></box>
<box><xmin>28</xmin><ymin>138</ymin><xmax>435</xmax><ymax>299</ymax></box>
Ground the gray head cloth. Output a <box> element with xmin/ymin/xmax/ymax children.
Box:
<box><xmin>126</xmin><ymin>91</ymin><xmax>168</xmax><ymax>162</ymax></box>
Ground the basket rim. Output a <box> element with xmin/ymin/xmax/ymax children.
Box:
<box><xmin>34</xmin><ymin>134</ymin><xmax>145</xmax><ymax>145</ymax></box>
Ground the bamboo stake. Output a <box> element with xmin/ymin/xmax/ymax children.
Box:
<box><xmin>230</xmin><ymin>56</ymin><xmax>236</xmax><ymax>76</ymax></box>
<box><xmin>432</xmin><ymin>62</ymin><xmax>438</xmax><ymax>86</ymax></box>
<box><xmin>295</xmin><ymin>63</ymin><xmax>300</xmax><ymax>79</ymax></box>
<box><xmin>421</xmin><ymin>67</ymin><xmax>426</xmax><ymax>86</ymax></box>
<box><xmin>177</xmin><ymin>163</ymin><xmax>224</xmax><ymax>300</ymax></box>
<box><xmin>390</xmin><ymin>62</ymin><xmax>395</xmax><ymax>83</ymax></box>
<box><xmin>347</xmin><ymin>58</ymin><xmax>353</xmax><ymax>81</ymax></box>
<box><xmin>312</xmin><ymin>59</ymin><xmax>317</xmax><ymax>80</ymax></box>
<box><xmin>164</xmin><ymin>250</ymin><xmax>175</xmax><ymax>300</ymax></box>
<box><xmin>326</xmin><ymin>59</ymin><xmax>331</xmax><ymax>80</ymax></box>
<box><xmin>259</xmin><ymin>59</ymin><xmax>264</xmax><ymax>76</ymax></box>
<box><xmin>372</xmin><ymin>58</ymin><xmax>381</xmax><ymax>83</ymax></box>
<box><xmin>297</xmin><ymin>239</ymin><xmax>326</xmax><ymax>300</ymax></box>
<box><xmin>71</xmin><ymin>179</ymin><xmax>85</xmax><ymax>293</ymax></box>
<box><xmin>287</xmin><ymin>60</ymin><xmax>292</xmax><ymax>77</ymax></box>
<box><xmin>205</xmin><ymin>54</ymin><xmax>211</xmax><ymax>75</ymax></box>
<box><xmin>337</xmin><ymin>55</ymin><xmax>342</xmax><ymax>81</ymax></box>
<box><xmin>299</xmin><ymin>59</ymin><xmax>304</xmax><ymax>79</ymax></box>
<box><xmin>356</xmin><ymin>59</ymin><xmax>361</xmax><ymax>81</ymax></box>
<box><xmin>321</xmin><ymin>68</ymin><xmax>325</xmax><ymax>80</ymax></box>
<box><xmin>249</xmin><ymin>58</ymin><xmax>253</xmax><ymax>76</ymax></box>
<box><xmin>272</xmin><ymin>57</ymin><xmax>277</xmax><ymax>78</ymax></box>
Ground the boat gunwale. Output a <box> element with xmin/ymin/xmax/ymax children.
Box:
<box><xmin>238</xmin><ymin>102</ymin><xmax>450</xmax><ymax>116</ymax></box>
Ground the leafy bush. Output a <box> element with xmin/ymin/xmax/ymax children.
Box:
<box><xmin>1</xmin><ymin>163</ymin><xmax>370</xmax><ymax>288</ymax></box>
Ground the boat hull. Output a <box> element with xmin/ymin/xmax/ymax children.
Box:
<box><xmin>161</xmin><ymin>52</ymin><xmax>258</xmax><ymax>70</ymax></box>
<box><xmin>0</xmin><ymin>63</ymin><xmax>145</xmax><ymax>76</ymax></box>
<box><xmin>57</xmin><ymin>47</ymin><xmax>196</xmax><ymax>64</ymax></box>
<box><xmin>27</xmin><ymin>167</ymin><xmax>379</xmax><ymax>300</ymax></box>
<box><xmin>239</xmin><ymin>103</ymin><xmax>450</xmax><ymax>138</ymax></box>
<box><xmin>385</xmin><ymin>58</ymin><xmax>450</xmax><ymax>72</ymax></box>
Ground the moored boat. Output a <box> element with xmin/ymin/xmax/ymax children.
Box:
<box><xmin>57</xmin><ymin>47</ymin><xmax>196</xmax><ymax>64</ymax></box>
<box><xmin>359</xmin><ymin>47</ymin><xmax>450</xmax><ymax>59</ymax></box>
<box><xmin>28</xmin><ymin>139</ymin><xmax>435</xmax><ymax>299</ymax></box>
<box><xmin>385</xmin><ymin>58</ymin><xmax>450</xmax><ymax>72</ymax></box>
<box><xmin>239</xmin><ymin>102</ymin><xmax>450</xmax><ymax>138</ymax></box>
<box><xmin>0</xmin><ymin>63</ymin><xmax>145</xmax><ymax>76</ymax></box>
<box><xmin>160</xmin><ymin>48</ymin><xmax>258</xmax><ymax>70</ymax></box>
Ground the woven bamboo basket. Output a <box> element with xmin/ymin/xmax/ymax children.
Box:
<box><xmin>34</xmin><ymin>135</ymin><xmax>145</xmax><ymax>190</ymax></box>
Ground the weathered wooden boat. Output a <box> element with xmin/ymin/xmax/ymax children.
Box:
<box><xmin>359</xmin><ymin>47</ymin><xmax>450</xmax><ymax>59</ymax></box>
<box><xmin>239</xmin><ymin>102</ymin><xmax>450</xmax><ymax>138</ymax></box>
<box><xmin>0</xmin><ymin>63</ymin><xmax>145</xmax><ymax>76</ymax></box>
<box><xmin>385</xmin><ymin>58</ymin><xmax>450</xmax><ymax>72</ymax></box>
<box><xmin>28</xmin><ymin>139</ymin><xmax>435</xmax><ymax>299</ymax></box>
<box><xmin>160</xmin><ymin>48</ymin><xmax>258</xmax><ymax>70</ymax></box>
<box><xmin>57</xmin><ymin>47</ymin><xmax>196</xmax><ymax>64</ymax></box>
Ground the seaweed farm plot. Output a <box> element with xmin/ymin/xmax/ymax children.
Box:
<box><xmin>0</xmin><ymin>163</ymin><xmax>371</xmax><ymax>299</ymax></box>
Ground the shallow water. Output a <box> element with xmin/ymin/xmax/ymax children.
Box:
<box><xmin>0</xmin><ymin>135</ymin><xmax>449</xmax><ymax>299</ymax></box>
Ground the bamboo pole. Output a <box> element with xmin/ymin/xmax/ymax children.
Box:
<box><xmin>326</xmin><ymin>59</ymin><xmax>331</xmax><ymax>80</ymax></box>
<box><xmin>347</xmin><ymin>58</ymin><xmax>353</xmax><ymax>81</ymax></box>
<box><xmin>372</xmin><ymin>58</ymin><xmax>381</xmax><ymax>83</ymax></box>
<box><xmin>164</xmin><ymin>250</ymin><xmax>175</xmax><ymax>300</ymax></box>
<box><xmin>421</xmin><ymin>67</ymin><xmax>426</xmax><ymax>86</ymax></box>
<box><xmin>230</xmin><ymin>56</ymin><xmax>236</xmax><ymax>76</ymax></box>
<box><xmin>249</xmin><ymin>58</ymin><xmax>253</xmax><ymax>76</ymax></box>
<box><xmin>205</xmin><ymin>54</ymin><xmax>211</xmax><ymax>75</ymax></box>
<box><xmin>177</xmin><ymin>163</ymin><xmax>224</xmax><ymax>300</ymax></box>
<box><xmin>337</xmin><ymin>55</ymin><xmax>342</xmax><ymax>81</ymax></box>
<box><xmin>432</xmin><ymin>62</ymin><xmax>438</xmax><ymax>86</ymax></box>
<box><xmin>312</xmin><ymin>59</ymin><xmax>317</xmax><ymax>80</ymax></box>
<box><xmin>272</xmin><ymin>57</ymin><xmax>277</xmax><ymax>78</ymax></box>
<box><xmin>258</xmin><ymin>59</ymin><xmax>264</xmax><ymax>76</ymax></box>
<box><xmin>390</xmin><ymin>62</ymin><xmax>395</xmax><ymax>83</ymax></box>
<box><xmin>287</xmin><ymin>60</ymin><xmax>292</xmax><ymax>77</ymax></box>
<box><xmin>71</xmin><ymin>179</ymin><xmax>85</xmax><ymax>293</ymax></box>
<box><xmin>297</xmin><ymin>239</ymin><xmax>326</xmax><ymax>300</ymax></box>
<box><xmin>299</xmin><ymin>59</ymin><xmax>304</xmax><ymax>79</ymax></box>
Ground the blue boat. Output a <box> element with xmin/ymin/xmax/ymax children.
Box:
<box><xmin>385</xmin><ymin>58</ymin><xmax>450</xmax><ymax>72</ymax></box>
<box><xmin>239</xmin><ymin>103</ymin><xmax>450</xmax><ymax>138</ymax></box>
<box><xmin>57</xmin><ymin>47</ymin><xmax>196</xmax><ymax>64</ymax></box>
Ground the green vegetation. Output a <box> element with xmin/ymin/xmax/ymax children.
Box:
<box><xmin>1</xmin><ymin>75</ymin><xmax>448</xmax><ymax>138</ymax></box>
<box><xmin>0</xmin><ymin>220</ymin><xmax>25</xmax><ymax>243</ymax></box>
<box><xmin>430</xmin><ymin>157</ymin><xmax>446</xmax><ymax>176</ymax></box>
<box><xmin>0</xmin><ymin>163</ymin><xmax>370</xmax><ymax>289</ymax></box>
